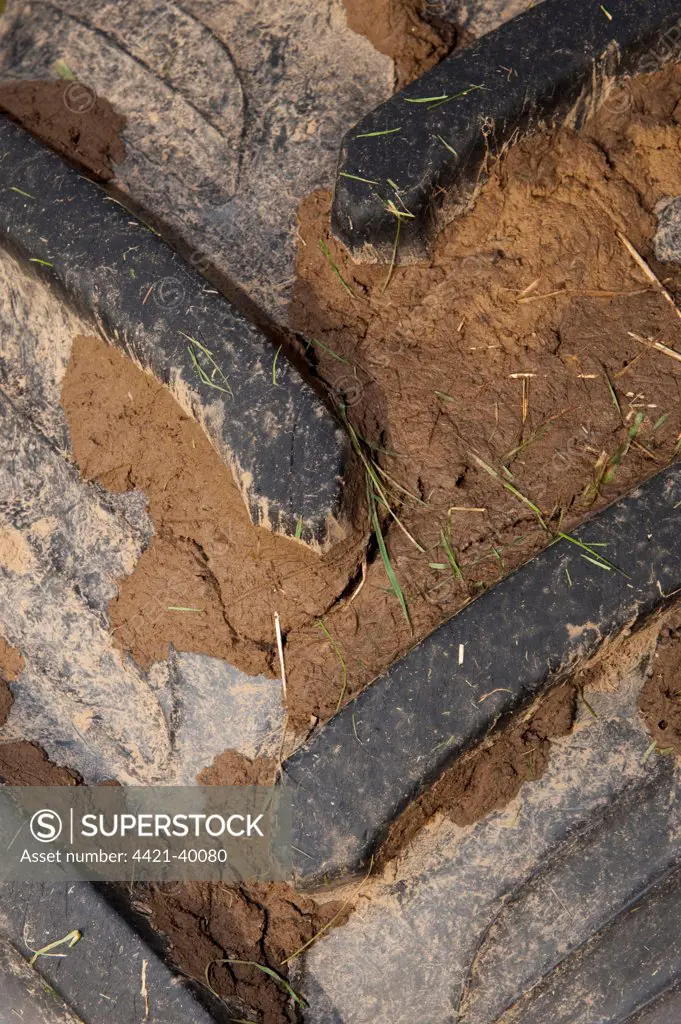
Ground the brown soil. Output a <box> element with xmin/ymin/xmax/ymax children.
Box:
<box><xmin>379</xmin><ymin>682</ymin><xmax>577</xmax><ymax>865</ymax></box>
<box><xmin>61</xmin><ymin>334</ymin><xmax>364</xmax><ymax>732</ymax></box>
<box><xmin>343</xmin><ymin>0</ymin><xmax>456</xmax><ymax>88</ymax></box>
<box><xmin>139</xmin><ymin>879</ymin><xmax>346</xmax><ymax>1024</ymax></box>
<box><xmin>640</xmin><ymin>607</ymin><xmax>681</xmax><ymax>757</ymax></box>
<box><xmin>0</xmin><ymin>79</ymin><xmax>125</xmax><ymax>181</ymax></box>
<box><xmin>197</xmin><ymin>749</ymin><xmax>277</xmax><ymax>786</ymax></box>
<box><xmin>0</xmin><ymin>634</ymin><xmax>22</xmax><ymax>727</ymax></box>
<box><xmin>282</xmin><ymin>62</ymin><xmax>681</xmax><ymax>724</ymax></box>
<box><xmin>0</xmin><ymin>741</ymin><xmax>78</xmax><ymax>786</ymax></box>
<box><xmin>0</xmin><ymin>634</ymin><xmax>23</xmax><ymax>687</ymax></box>
<box><xmin>144</xmin><ymin>749</ymin><xmax>343</xmax><ymax>1023</ymax></box>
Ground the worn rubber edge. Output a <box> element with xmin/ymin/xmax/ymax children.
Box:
<box><xmin>332</xmin><ymin>0</ymin><xmax>681</xmax><ymax>262</ymax></box>
<box><xmin>284</xmin><ymin>462</ymin><xmax>681</xmax><ymax>885</ymax></box>
<box><xmin>0</xmin><ymin>113</ymin><xmax>352</xmax><ymax>548</ymax></box>
<box><xmin>0</xmin><ymin>879</ymin><xmax>231</xmax><ymax>1023</ymax></box>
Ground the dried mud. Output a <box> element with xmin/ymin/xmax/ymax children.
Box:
<box><xmin>0</xmin><ymin>79</ymin><xmax>125</xmax><ymax>181</ymax></box>
<box><xmin>142</xmin><ymin>749</ymin><xmax>344</xmax><ymax>1023</ymax></box>
<box><xmin>61</xmin><ymin>334</ymin><xmax>365</xmax><ymax>732</ymax></box>
<box><xmin>343</xmin><ymin>0</ymin><xmax>456</xmax><ymax>88</ymax></box>
<box><xmin>284</xmin><ymin>63</ymin><xmax>681</xmax><ymax>725</ymax></box>
<box><xmin>379</xmin><ymin>682</ymin><xmax>577</xmax><ymax>865</ymax></box>
<box><xmin>197</xmin><ymin>749</ymin><xmax>277</xmax><ymax>787</ymax></box>
<box><xmin>640</xmin><ymin>607</ymin><xmax>681</xmax><ymax>758</ymax></box>
<box><xmin>139</xmin><ymin>879</ymin><xmax>347</xmax><ymax>1024</ymax></box>
<box><xmin>0</xmin><ymin>635</ymin><xmax>75</xmax><ymax>784</ymax></box>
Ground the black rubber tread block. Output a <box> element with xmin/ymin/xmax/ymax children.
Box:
<box><xmin>497</xmin><ymin>861</ymin><xmax>681</xmax><ymax>1023</ymax></box>
<box><xmin>0</xmin><ymin>936</ymin><xmax>84</xmax><ymax>1023</ymax></box>
<box><xmin>332</xmin><ymin>0</ymin><xmax>681</xmax><ymax>262</ymax></box>
<box><xmin>0</xmin><ymin>114</ymin><xmax>352</xmax><ymax>548</ymax></box>
<box><xmin>460</xmin><ymin>761</ymin><xmax>681</xmax><ymax>1022</ymax></box>
<box><xmin>0</xmin><ymin>880</ymin><xmax>226</xmax><ymax>1023</ymax></box>
<box><xmin>284</xmin><ymin>463</ymin><xmax>681</xmax><ymax>885</ymax></box>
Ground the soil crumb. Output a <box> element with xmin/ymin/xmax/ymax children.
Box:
<box><xmin>343</xmin><ymin>0</ymin><xmax>456</xmax><ymax>88</ymax></box>
<box><xmin>0</xmin><ymin>742</ymin><xmax>78</xmax><ymax>786</ymax></box>
<box><xmin>197</xmin><ymin>749</ymin><xmax>276</xmax><ymax>786</ymax></box>
<box><xmin>640</xmin><ymin>608</ymin><xmax>681</xmax><ymax>757</ymax></box>
<box><xmin>61</xmin><ymin>335</ymin><xmax>363</xmax><ymax>730</ymax></box>
<box><xmin>0</xmin><ymin>634</ymin><xmax>24</xmax><ymax>686</ymax></box>
<box><xmin>379</xmin><ymin>683</ymin><xmax>577</xmax><ymax>864</ymax></box>
<box><xmin>0</xmin><ymin>79</ymin><xmax>125</xmax><ymax>181</ymax></box>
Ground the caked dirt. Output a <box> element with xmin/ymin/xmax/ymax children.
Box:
<box><xmin>139</xmin><ymin>876</ymin><xmax>347</xmax><ymax>1024</ymax></box>
<box><xmin>379</xmin><ymin>682</ymin><xmax>578</xmax><ymax>865</ymax></box>
<box><xmin>283</xmin><ymin>63</ymin><xmax>681</xmax><ymax>725</ymax></box>
<box><xmin>0</xmin><ymin>79</ymin><xmax>125</xmax><ymax>181</ymax></box>
<box><xmin>62</xmin><ymin>63</ymin><xmax>681</xmax><ymax>739</ymax></box>
<box><xmin>62</xmin><ymin>334</ymin><xmax>365</xmax><ymax>735</ymax></box>
<box><xmin>343</xmin><ymin>0</ymin><xmax>456</xmax><ymax>88</ymax></box>
<box><xmin>640</xmin><ymin>606</ymin><xmax>681</xmax><ymax>758</ymax></box>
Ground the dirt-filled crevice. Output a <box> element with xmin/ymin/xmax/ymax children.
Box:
<box><xmin>139</xmin><ymin>879</ymin><xmax>346</xmax><ymax>1024</ymax></box>
<box><xmin>343</xmin><ymin>0</ymin><xmax>457</xmax><ymax>88</ymax></box>
<box><xmin>140</xmin><ymin>750</ymin><xmax>346</xmax><ymax>1023</ymax></box>
<box><xmin>282</xmin><ymin>62</ymin><xmax>681</xmax><ymax>726</ymax></box>
<box><xmin>379</xmin><ymin>682</ymin><xmax>577</xmax><ymax>865</ymax></box>
<box><xmin>640</xmin><ymin>607</ymin><xmax>681</xmax><ymax>757</ymax></box>
<box><xmin>0</xmin><ymin>79</ymin><xmax>125</xmax><ymax>181</ymax></box>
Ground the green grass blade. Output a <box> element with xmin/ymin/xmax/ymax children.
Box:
<box><xmin>369</xmin><ymin>488</ymin><xmax>410</xmax><ymax>625</ymax></box>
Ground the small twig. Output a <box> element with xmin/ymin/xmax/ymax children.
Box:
<box><xmin>274</xmin><ymin>612</ymin><xmax>287</xmax><ymax>700</ymax></box>
<box><xmin>617</xmin><ymin>231</ymin><xmax>681</xmax><ymax>322</ymax></box>
<box><xmin>349</xmin><ymin>556</ymin><xmax>367</xmax><ymax>603</ymax></box>
<box><xmin>629</xmin><ymin>332</ymin><xmax>681</xmax><ymax>366</ymax></box>
<box><xmin>141</xmin><ymin>959</ymin><xmax>150</xmax><ymax>1022</ymax></box>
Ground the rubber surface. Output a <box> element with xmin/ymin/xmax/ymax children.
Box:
<box><xmin>333</xmin><ymin>0</ymin><xmax>681</xmax><ymax>262</ymax></box>
<box><xmin>285</xmin><ymin>463</ymin><xmax>681</xmax><ymax>885</ymax></box>
<box><xmin>0</xmin><ymin>880</ymin><xmax>225</xmax><ymax>1023</ymax></box>
<box><xmin>0</xmin><ymin>115</ymin><xmax>351</xmax><ymax>546</ymax></box>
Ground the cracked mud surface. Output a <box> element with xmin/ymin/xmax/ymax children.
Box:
<box><xmin>139</xmin><ymin>879</ymin><xmax>347</xmax><ymax>1024</ymax></box>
